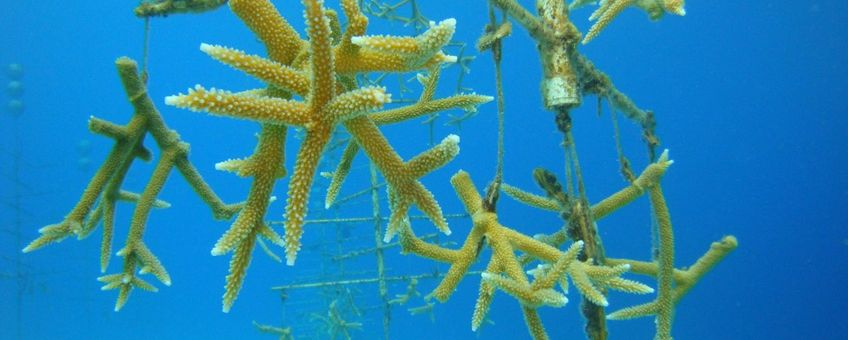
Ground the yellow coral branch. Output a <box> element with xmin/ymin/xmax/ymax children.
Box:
<box><xmin>200</xmin><ymin>43</ymin><xmax>310</xmax><ymax>96</ymax></box>
<box><xmin>283</xmin><ymin>127</ymin><xmax>333</xmax><ymax>265</ymax></box>
<box><xmin>304</xmin><ymin>0</ymin><xmax>337</xmax><ymax>110</ymax></box>
<box><xmin>400</xmin><ymin>170</ymin><xmax>652</xmax><ymax>339</ymax></box>
<box><xmin>583</xmin><ymin>0</ymin><xmax>687</xmax><ymax>44</ymax></box>
<box><xmin>606</xmin><ymin>236</ymin><xmax>738</xmax><ymax>320</ymax></box>
<box><xmin>229</xmin><ymin>0</ymin><xmax>304</xmax><ymax>65</ymax></box>
<box><xmin>165</xmin><ymin>85</ymin><xmax>311</xmax><ymax>126</ymax></box>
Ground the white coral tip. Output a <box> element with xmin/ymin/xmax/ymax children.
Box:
<box><xmin>445</xmin><ymin>134</ymin><xmax>460</xmax><ymax>145</ymax></box>
<box><xmin>164</xmin><ymin>95</ymin><xmax>180</xmax><ymax>106</ymax></box>
<box><xmin>658</xmin><ymin>149</ymin><xmax>671</xmax><ymax>163</ymax></box>
<box><xmin>440</xmin><ymin>18</ymin><xmax>457</xmax><ymax>28</ymax></box>
<box><xmin>375</xmin><ymin>90</ymin><xmax>391</xmax><ymax>104</ymax></box>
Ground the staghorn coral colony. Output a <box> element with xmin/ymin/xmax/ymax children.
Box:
<box><xmin>23</xmin><ymin>0</ymin><xmax>737</xmax><ymax>339</ymax></box>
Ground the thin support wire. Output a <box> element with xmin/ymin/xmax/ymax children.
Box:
<box><xmin>369</xmin><ymin>162</ymin><xmax>391</xmax><ymax>339</ymax></box>
<box><xmin>141</xmin><ymin>17</ymin><xmax>151</xmax><ymax>84</ymax></box>
<box><xmin>271</xmin><ymin>270</ymin><xmax>484</xmax><ymax>291</ymax></box>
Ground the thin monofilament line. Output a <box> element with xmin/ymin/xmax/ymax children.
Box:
<box><xmin>609</xmin><ymin>101</ymin><xmax>635</xmax><ymax>182</ymax></box>
<box><xmin>567</xmin><ymin>130</ymin><xmax>587</xmax><ymax>200</ymax></box>
<box><xmin>141</xmin><ymin>17</ymin><xmax>151</xmax><ymax>84</ymax></box>
<box><xmin>489</xmin><ymin>5</ymin><xmax>506</xmax><ymax>187</ymax></box>
<box><xmin>369</xmin><ymin>162</ymin><xmax>391</xmax><ymax>340</ymax></box>
<box><xmin>11</xmin><ymin>81</ymin><xmax>23</xmax><ymax>340</ymax></box>
<box><xmin>563</xmin><ymin>133</ymin><xmax>574</xmax><ymax>196</ymax></box>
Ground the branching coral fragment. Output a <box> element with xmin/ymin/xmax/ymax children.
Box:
<box><xmin>398</xmin><ymin>170</ymin><xmax>652</xmax><ymax>339</ymax></box>
<box><xmin>324</xmin><ymin>65</ymin><xmax>492</xmax><ymax>212</ymax></box>
<box><xmin>24</xmin><ymin>2</ymin><xmax>738</xmax><ymax>340</ymax></box>
<box><xmin>200</xmin><ymin>44</ymin><xmax>311</xmax><ymax>97</ymax></box>
<box><xmin>24</xmin><ymin>58</ymin><xmax>240</xmax><ymax>311</ymax></box>
<box><xmin>583</xmin><ymin>0</ymin><xmax>687</xmax><ymax>44</ymax></box>
<box><xmin>605</xmin><ymin>236</ymin><xmax>738</xmax><ymax>321</ymax></box>
<box><xmin>253</xmin><ymin>320</ymin><xmax>293</xmax><ymax>340</ymax></box>
<box><xmin>503</xmin><ymin>151</ymin><xmax>733</xmax><ymax>338</ymax></box>
<box><xmin>310</xmin><ymin>300</ymin><xmax>363</xmax><ymax>340</ymax></box>
<box><xmin>389</xmin><ymin>278</ymin><xmax>421</xmax><ymax>305</ymax></box>
<box><xmin>483</xmin><ymin>272</ymin><xmax>568</xmax><ymax>308</ymax></box>
<box><xmin>167</xmin><ymin>85</ymin><xmax>312</xmax><ymax>126</ymax></box>
<box><xmin>164</xmin><ymin>0</ymin><xmax>491</xmax><ymax>309</ymax></box>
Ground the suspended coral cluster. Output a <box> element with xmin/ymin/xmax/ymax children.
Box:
<box><xmin>23</xmin><ymin>1</ymin><xmax>738</xmax><ymax>339</ymax></box>
<box><xmin>164</xmin><ymin>0</ymin><xmax>492</xmax><ymax>311</ymax></box>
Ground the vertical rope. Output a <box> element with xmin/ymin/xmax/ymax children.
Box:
<box><xmin>427</xmin><ymin>113</ymin><xmax>436</xmax><ymax>147</ymax></box>
<box><xmin>562</xmin><ymin>134</ymin><xmax>574</xmax><ymax>196</ymax></box>
<box><xmin>490</xmin><ymin>6</ymin><xmax>506</xmax><ymax>186</ymax></box>
<box><xmin>141</xmin><ymin>17</ymin><xmax>151</xmax><ymax>84</ymax></box>
<box><xmin>370</xmin><ymin>162</ymin><xmax>391</xmax><ymax>339</ymax></box>
<box><xmin>609</xmin><ymin>100</ymin><xmax>636</xmax><ymax>183</ymax></box>
<box><xmin>12</xmin><ymin>97</ymin><xmax>23</xmax><ymax>340</ymax></box>
<box><xmin>566</xmin><ymin>130</ymin><xmax>586</xmax><ymax>200</ymax></box>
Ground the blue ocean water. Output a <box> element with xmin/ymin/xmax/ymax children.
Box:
<box><xmin>1</xmin><ymin>1</ymin><xmax>845</xmax><ymax>339</ymax></box>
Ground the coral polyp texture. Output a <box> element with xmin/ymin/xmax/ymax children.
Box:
<box><xmin>164</xmin><ymin>0</ymin><xmax>490</xmax><ymax>311</ymax></box>
<box><xmin>23</xmin><ymin>0</ymin><xmax>737</xmax><ymax>339</ymax></box>
<box><xmin>574</xmin><ymin>0</ymin><xmax>687</xmax><ymax>44</ymax></box>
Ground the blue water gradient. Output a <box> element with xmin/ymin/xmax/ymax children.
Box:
<box><xmin>1</xmin><ymin>1</ymin><xmax>846</xmax><ymax>339</ymax></box>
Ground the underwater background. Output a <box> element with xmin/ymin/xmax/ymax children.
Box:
<box><xmin>1</xmin><ymin>1</ymin><xmax>846</xmax><ymax>339</ymax></box>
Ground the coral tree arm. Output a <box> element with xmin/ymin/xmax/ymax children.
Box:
<box><xmin>399</xmin><ymin>170</ymin><xmax>651</xmax><ymax>339</ymax></box>
<box><xmin>164</xmin><ymin>0</ymin><xmax>486</xmax><ymax>309</ymax></box>
<box><xmin>583</xmin><ymin>0</ymin><xmax>687</xmax><ymax>44</ymax></box>
<box><xmin>27</xmin><ymin>57</ymin><xmax>239</xmax><ymax>311</ymax></box>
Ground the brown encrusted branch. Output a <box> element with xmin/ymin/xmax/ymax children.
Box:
<box><xmin>571</xmin><ymin>53</ymin><xmax>660</xmax><ymax>159</ymax></box>
<box><xmin>501</xmin><ymin>154</ymin><xmax>672</xmax><ymax>222</ymax></box>
<box><xmin>134</xmin><ymin>0</ymin><xmax>229</xmax><ymax>18</ymax></box>
<box><xmin>253</xmin><ymin>320</ymin><xmax>293</xmax><ymax>340</ymax></box>
<box><xmin>489</xmin><ymin>0</ymin><xmax>555</xmax><ymax>42</ymax></box>
<box><xmin>490</xmin><ymin>0</ymin><xmax>582</xmax><ymax>111</ymax></box>
<box><xmin>490</xmin><ymin>0</ymin><xmax>659</xmax><ymax>158</ymax></box>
